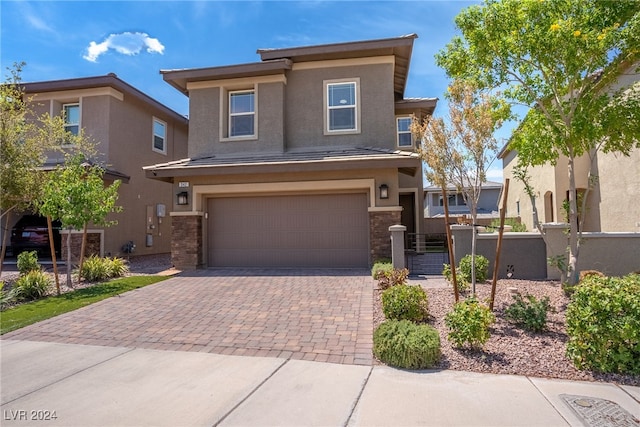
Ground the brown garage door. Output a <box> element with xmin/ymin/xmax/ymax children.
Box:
<box><xmin>207</xmin><ymin>193</ymin><xmax>369</xmax><ymax>268</ymax></box>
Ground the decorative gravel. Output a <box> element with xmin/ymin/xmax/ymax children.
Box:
<box><xmin>374</xmin><ymin>279</ymin><xmax>640</xmax><ymax>386</ymax></box>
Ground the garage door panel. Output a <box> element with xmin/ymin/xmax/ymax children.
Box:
<box><xmin>208</xmin><ymin>194</ymin><xmax>369</xmax><ymax>268</ymax></box>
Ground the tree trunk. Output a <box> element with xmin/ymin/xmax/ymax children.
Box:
<box><xmin>66</xmin><ymin>229</ymin><xmax>72</xmax><ymax>288</ymax></box>
<box><xmin>442</xmin><ymin>187</ymin><xmax>459</xmax><ymax>302</ymax></box>
<box><xmin>0</xmin><ymin>212</ymin><xmax>11</xmax><ymax>276</ymax></box>
<box><xmin>47</xmin><ymin>216</ymin><xmax>60</xmax><ymax>295</ymax></box>
<box><xmin>470</xmin><ymin>204</ymin><xmax>478</xmax><ymax>295</ymax></box>
<box><xmin>567</xmin><ymin>157</ymin><xmax>580</xmax><ymax>285</ymax></box>
<box><xmin>77</xmin><ymin>223</ymin><xmax>88</xmax><ymax>282</ymax></box>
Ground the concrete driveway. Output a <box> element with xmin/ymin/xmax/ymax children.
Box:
<box><xmin>2</xmin><ymin>269</ymin><xmax>373</xmax><ymax>365</ymax></box>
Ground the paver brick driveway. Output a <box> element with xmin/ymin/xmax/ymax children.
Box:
<box><xmin>3</xmin><ymin>269</ymin><xmax>374</xmax><ymax>365</ymax></box>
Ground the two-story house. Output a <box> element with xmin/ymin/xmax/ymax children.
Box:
<box><xmin>145</xmin><ymin>35</ymin><xmax>437</xmax><ymax>269</ymax></box>
<box><xmin>18</xmin><ymin>74</ymin><xmax>188</xmax><ymax>258</ymax></box>
<box><xmin>499</xmin><ymin>64</ymin><xmax>640</xmax><ymax>233</ymax></box>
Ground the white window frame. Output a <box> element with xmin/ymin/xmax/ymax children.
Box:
<box><xmin>323</xmin><ymin>78</ymin><xmax>360</xmax><ymax>135</ymax></box>
<box><xmin>152</xmin><ymin>117</ymin><xmax>167</xmax><ymax>155</ymax></box>
<box><xmin>396</xmin><ymin>116</ymin><xmax>413</xmax><ymax>148</ymax></box>
<box><xmin>63</xmin><ymin>103</ymin><xmax>80</xmax><ymax>137</ymax></box>
<box><xmin>228</xmin><ymin>89</ymin><xmax>255</xmax><ymax>138</ymax></box>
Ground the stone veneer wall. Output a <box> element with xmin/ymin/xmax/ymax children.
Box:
<box><xmin>369</xmin><ymin>210</ymin><xmax>401</xmax><ymax>263</ymax></box>
<box><xmin>61</xmin><ymin>232</ymin><xmax>101</xmax><ymax>262</ymax></box>
<box><xmin>171</xmin><ymin>214</ymin><xmax>203</xmax><ymax>269</ymax></box>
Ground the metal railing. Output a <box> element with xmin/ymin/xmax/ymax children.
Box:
<box><xmin>405</xmin><ymin>233</ymin><xmax>448</xmax><ymax>253</ymax></box>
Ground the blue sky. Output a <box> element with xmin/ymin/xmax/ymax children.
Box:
<box><xmin>1</xmin><ymin>0</ymin><xmax>510</xmax><ymax>181</ymax></box>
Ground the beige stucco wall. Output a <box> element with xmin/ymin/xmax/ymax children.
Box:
<box><xmin>170</xmin><ymin>166</ymin><xmax>410</xmax><ymax>214</ymax></box>
<box><xmin>285</xmin><ymin>62</ymin><xmax>395</xmax><ymax>150</ymax></box>
<box><xmin>503</xmin><ymin>64</ymin><xmax>639</xmax><ymax>233</ymax></box>
<box><xmin>24</xmin><ymin>87</ymin><xmax>188</xmax><ymax>258</ymax></box>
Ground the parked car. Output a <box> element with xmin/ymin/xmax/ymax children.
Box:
<box><xmin>10</xmin><ymin>215</ymin><xmax>62</xmax><ymax>257</ymax></box>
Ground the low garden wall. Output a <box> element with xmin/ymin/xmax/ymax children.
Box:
<box><xmin>448</xmin><ymin>224</ymin><xmax>640</xmax><ymax>280</ymax></box>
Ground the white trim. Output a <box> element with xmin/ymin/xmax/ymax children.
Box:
<box><xmin>219</xmin><ymin>84</ymin><xmax>259</xmax><ymax>141</ymax></box>
<box><xmin>169</xmin><ymin>211</ymin><xmax>204</xmax><ymax>217</ymax></box>
<box><xmin>152</xmin><ymin>117</ymin><xmax>167</xmax><ymax>155</ymax></box>
<box><xmin>62</xmin><ymin>102</ymin><xmax>80</xmax><ymax>136</ymax></box>
<box><xmin>192</xmin><ymin>179</ymin><xmax>376</xmax><ymax>211</ymax></box>
<box><xmin>33</xmin><ymin>87</ymin><xmax>124</xmax><ymax>102</ymax></box>
<box><xmin>368</xmin><ymin>206</ymin><xmax>403</xmax><ymax>212</ymax></box>
<box><xmin>323</xmin><ymin>78</ymin><xmax>361</xmax><ymax>135</ymax></box>
<box><xmin>396</xmin><ymin>116</ymin><xmax>413</xmax><ymax>148</ymax></box>
<box><xmin>228</xmin><ymin>89</ymin><xmax>256</xmax><ymax>138</ymax></box>
<box><xmin>187</xmin><ymin>74</ymin><xmax>286</xmax><ymax>91</ymax></box>
<box><xmin>292</xmin><ymin>55</ymin><xmax>394</xmax><ymax>71</ymax></box>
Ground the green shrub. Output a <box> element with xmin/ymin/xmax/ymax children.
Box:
<box><xmin>106</xmin><ymin>257</ymin><xmax>129</xmax><ymax>278</ymax></box>
<box><xmin>459</xmin><ymin>254</ymin><xmax>489</xmax><ymax>283</ymax></box>
<box><xmin>381</xmin><ymin>284</ymin><xmax>428</xmax><ymax>322</ymax></box>
<box><xmin>445</xmin><ymin>296</ymin><xmax>495</xmax><ymax>349</ymax></box>
<box><xmin>17</xmin><ymin>250</ymin><xmax>40</xmax><ymax>275</ymax></box>
<box><xmin>372</xmin><ymin>260</ymin><xmax>393</xmax><ymax>279</ymax></box>
<box><xmin>504</xmin><ymin>293</ymin><xmax>552</xmax><ymax>332</ymax></box>
<box><xmin>566</xmin><ymin>274</ymin><xmax>640</xmax><ymax>374</ymax></box>
<box><xmin>487</xmin><ymin>218</ymin><xmax>527</xmax><ymax>232</ymax></box>
<box><xmin>375</xmin><ymin>268</ymin><xmax>409</xmax><ymax>290</ymax></box>
<box><xmin>79</xmin><ymin>256</ymin><xmax>129</xmax><ymax>282</ymax></box>
<box><xmin>442</xmin><ymin>263</ymin><xmax>470</xmax><ymax>293</ymax></box>
<box><xmin>373</xmin><ymin>320</ymin><xmax>441</xmax><ymax>369</ymax></box>
<box><xmin>12</xmin><ymin>270</ymin><xmax>52</xmax><ymax>301</ymax></box>
<box><xmin>0</xmin><ymin>282</ymin><xmax>14</xmax><ymax>309</ymax></box>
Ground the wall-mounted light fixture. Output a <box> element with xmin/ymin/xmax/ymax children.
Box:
<box><xmin>379</xmin><ymin>184</ymin><xmax>389</xmax><ymax>200</ymax></box>
<box><xmin>176</xmin><ymin>191</ymin><xmax>189</xmax><ymax>205</ymax></box>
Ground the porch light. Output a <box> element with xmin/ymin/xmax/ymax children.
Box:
<box><xmin>379</xmin><ymin>184</ymin><xmax>389</xmax><ymax>200</ymax></box>
<box><xmin>177</xmin><ymin>191</ymin><xmax>189</xmax><ymax>205</ymax></box>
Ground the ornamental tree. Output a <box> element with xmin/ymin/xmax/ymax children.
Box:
<box><xmin>436</xmin><ymin>0</ymin><xmax>640</xmax><ymax>285</ymax></box>
<box><xmin>0</xmin><ymin>63</ymin><xmax>50</xmax><ymax>273</ymax></box>
<box><xmin>413</xmin><ymin>80</ymin><xmax>509</xmax><ymax>294</ymax></box>
<box><xmin>39</xmin><ymin>154</ymin><xmax>122</xmax><ymax>287</ymax></box>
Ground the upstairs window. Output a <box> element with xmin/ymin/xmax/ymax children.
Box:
<box><xmin>229</xmin><ymin>90</ymin><xmax>255</xmax><ymax>137</ymax></box>
<box><xmin>325</xmin><ymin>80</ymin><xmax>359</xmax><ymax>133</ymax></box>
<box><xmin>397</xmin><ymin>117</ymin><xmax>413</xmax><ymax>147</ymax></box>
<box><xmin>153</xmin><ymin>118</ymin><xmax>167</xmax><ymax>154</ymax></box>
<box><xmin>63</xmin><ymin>103</ymin><xmax>79</xmax><ymax>136</ymax></box>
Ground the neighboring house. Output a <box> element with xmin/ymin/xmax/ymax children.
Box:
<box><xmin>145</xmin><ymin>34</ymin><xmax>437</xmax><ymax>269</ymax></box>
<box><xmin>499</xmin><ymin>65</ymin><xmax>640</xmax><ymax>233</ymax></box>
<box><xmin>14</xmin><ymin>74</ymin><xmax>189</xmax><ymax>258</ymax></box>
<box><xmin>423</xmin><ymin>181</ymin><xmax>502</xmax><ymax>218</ymax></box>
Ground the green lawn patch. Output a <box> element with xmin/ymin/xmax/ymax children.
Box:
<box><xmin>0</xmin><ymin>275</ymin><xmax>168</xmax><ymax>335</ymax></box>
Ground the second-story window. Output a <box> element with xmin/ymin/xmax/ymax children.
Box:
<box><xmin>153</xmin><ymin>118</ymin><xmax>167</xmax><ymax>154</ymax></box>
<box><xmin>63</xmin><ymin>103</ymin><xmax>80</xmax><ymax>136</ymax></box>
<box><xmin>229</xmin><ymin>90</ymin><xmax>255</xmax><ymax>137</ymax></box>
<box><xmin>397</xmin><ymin>117</ymin><xmax>413</xmax><ymax>147</ymax></box>
<box><xmin>327</xmin><ymin>81</ymin><xmax>357</xmax><ymax>132</ymax></box>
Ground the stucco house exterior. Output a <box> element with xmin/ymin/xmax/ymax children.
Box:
<box><xmin>145</xmin><ymin>34</ymin><xmax>437</xmax><ymax>269</ymax></box>
<box><xmin>14</xmin><ymin>74</ymin><xmax>189</xmax><ymax>258</ymax></box>
<box><xmin>499</xmin><ymin>65</ymin><xmax>640</xmax><ymax>233</ymax></box>
<box><xmin>423</xmin><ymin>181</ymin><xmax>502</xmax><ymax>219</ymax></box>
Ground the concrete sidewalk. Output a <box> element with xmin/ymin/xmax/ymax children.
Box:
<box><xmin>1</xmin><ymin>340</ymin><xmax>638</xmax><ymax>426</ymax></box>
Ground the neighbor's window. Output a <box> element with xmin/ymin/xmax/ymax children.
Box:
<box><xmin>63</xmin><ymin>103</ymin><xmax>80</xmax><ymax>136</ymax></box>
<box><xmin>229</xmin><ymin>90</ymin><xmax>255</xmax><ymax>137</ymax></box>
<box><xmin>153</xmin><ymin>118</ymin><xmax>167</xmax><ymax>154</ymax></box>
<box><xmin>438</xmin><ymin>193</ymin><xmax>466</xmax><ymax>207</ymax></box>
<box><xmin>326</xmin><ymin>81</ymin><xmax>358</xmax><ymax>132</ymax></box>
<box><xmin>397</xmin><ymin>117</ymin><xmax>413</xmax><ymax>147</ymax></box>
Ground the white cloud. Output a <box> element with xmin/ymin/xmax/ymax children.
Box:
<box><xmin>83</xmin><ymin>32</ymin><xmax>165</xmax><ymax>62</ymax></box>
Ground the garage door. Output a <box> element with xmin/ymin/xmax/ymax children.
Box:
<box><xmin>207</xmin><ymin>193</ymin><xmax>369</xmax><ymax>268</ymax></box>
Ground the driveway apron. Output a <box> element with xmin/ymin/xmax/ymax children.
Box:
<box><xmin>2</xmin><ymin>269</ymin><xmax>373</xmax><ymax>365</ymax></box>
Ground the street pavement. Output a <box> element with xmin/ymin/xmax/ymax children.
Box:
<box><xmin>1</xmin><ymin>339</ymin><xmax>638</xmax><ymax>427</ymax></box>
